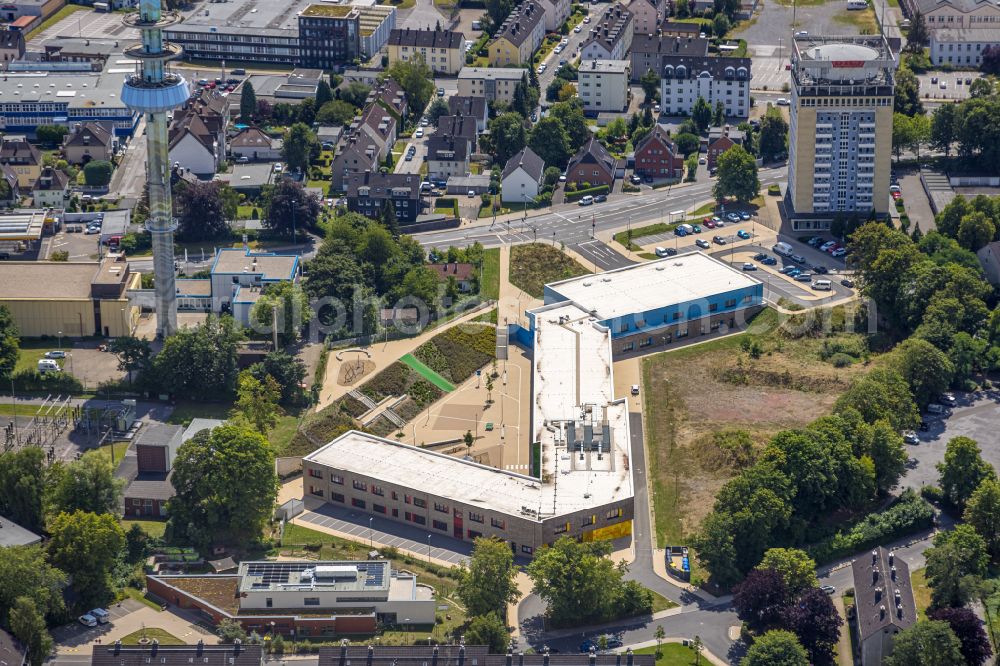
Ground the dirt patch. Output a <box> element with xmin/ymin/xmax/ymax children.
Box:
<box><xmin>337</xmin><ymin>359</ymin><xmax>376</xmax><ymax>386</ymax></box>
<box><xmin>643</xmin><ymin>311</ymin><xmax>870</xmax><ymax>547</ymax></box>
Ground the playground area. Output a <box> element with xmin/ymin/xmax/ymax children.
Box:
<box><xmin>405</xmin><ymin>345</ymin><xmax>533</xmax><ymax>473</ymax></box>
<box><xmin>336</xmin><ymin>349</ymin><xmax>376</xmax><ymax>386</ymax></box>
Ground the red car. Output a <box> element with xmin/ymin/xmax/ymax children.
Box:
<box><xmin>891</xmin><ymin>191</ymin><xmax>902</xmax><ymax>200</ymax></box>
<box><xmin>704</xmin><ymin>219</ymin><xmax>716</xmax><ymax>229</ymax></box>
<box><xmin>825</xmin><ymin>243</ymin><xmax>842</xmax><ymax>253</ymax></box>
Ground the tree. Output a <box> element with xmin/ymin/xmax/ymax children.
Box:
<box><xmin>548</xmin><ymin>99</ymin><xmax>590</xmax><ymax>151</ymax></box>
<box><xmin>713</xmin><ymin>145</ymin><xmax>759</xmax><ymax>202</ymax></box>
<box><xmin>713</xmin><ymin>100</ymin><xmax>726</xmax><ymax>126</ymax></box>
<box><xmin>834</xmin><ymin>367</ymin><xmax>920</xmax><ymax>431</ymax></box>
<box><xmin>486</xmin><ymin>112</ymin><xmax>528</xmax><ymax>165</ymax></box>
<box><xmin>456</xmin><ymin>537</ymin><xmax>522</xmax><ymax>616</ymax></box>
<box><xmin>528</xmin><ymin>117</ymin><xmax>571</xmax><ymax>168</ymax></box>
<box><xmin>674</xmin><ymin>133</ymin><xmax>700</xmax><ymax>156</ymax></box>
<box><xmin>9</xmin><ymin>596</ymin><xmax>53</xmax><ymax>666</ymax></box>
<box><xmin>83</xmin><ymin>160</ymin><xmax>113</xmax><ymax>186</ymax></box>
<box><xmin>282</xmin><ymin>122</ymin><xmax>318</xmax><ymax>174</ymax></box>
<box><xmin>937</xmin><ymin>436</ymin><xmax>996</xmax><ymax>510</ymax></box>
<box><xmin>47</xmin><ymin>511</ymin><xmax>125</xmax><ymax>607</ymax></box>
<box><xmin>925</xmin><ymin>525</ymin><xmax>990</xmax><ymax>608</ymax></box>
<box><xmin>742</xmin><ymin>630</ymin><xmax>808</xmax><ymax>666</ymax></box>
<box><xmin>0</xmin><ymin>304</ymin><xmax>20</xmax><ymax>380</ymax></box>
<box><xmin>315</xmin><ymin>79</ymin><xmax>333</xmax><ymax>108</ymax></box>
<box><xmin>216</xmin><ymin>618</ymin><xmax>248</xmax><ymax>644</ymax></box>
<box><xmin>931</xmin><ymin>103</ymin><xmax>959</xmax><ymax>156</ymax></box>
<box><xmin>152</xmin><ymin>316</ymin><xmax>242</xmax><ymax>400</ymax></box>
<box><xmin>175</xmin><ymin>180</ymin><xmax>232</xmax><ymax>241</ymax></box>
<box><xmin>527</xmin><ymin>537</ymin><xmax>635</xmax><ymax>626</ymax></box>
<box><xmin>965</xmin><ymin>478</ymin><xmax>1000</xmax><ymax>561</ymax></box>
<box><xmin>868</xmin><ymin>420</ymin><xmax>908</xmax><ymax>495</ymax></box>
<box><xmin>907</xmin><ymin>11</ymin><xmax>929</xmax><ymax>51</ymax></box>
<box><xmin>758</xmin><ymin>108</ymin><xmax>789</xmax><ymax>161</ymax></box>
<box><xmin>264</xmin><ymin>178</ymin><xmax>320</xmax><ymax>237</ymax></box>
<box><xmin>692</xmin><ymin>96</ymin><xmax>712</xmax><ymax>132</ymax></box>
<box><xmin>464</xmin><ymin>612</ymin><xmax>510</xmax><ymax>652</ymax></box>
<box><xmin>340</xmin><ymin>81</ymin><xmax>371</xmax><ymax>108</ymax></box>
<box><xmin>231</xmin><ymin>370</ymin><xmax>282</xmax><ymax>435</ymax></box>
<box><xmin>108</xmin><ymin>336</ymin><xmax>151</xmax><ymax>387</ymax></box>
<box><xmin>316</xmin><ymin>100</ymin><xmax>358</xmax><ymax>126</ymax></box>
<box><xmin>250</xmin><ymin>281</ymin><xmax>311</xmax><ymax>345</ymax></box>
<box><xmin>426</xmin><ymin>96</ymin><xmax>449</xmax><ymax>124</ymax></box>
<box><xmin>654</xmin><ymin>625</ymin><xmax>665</xmax><ymax>657</ymax></box>
<box><xmin>124</xmin><ymin>523</ymin><xmax>150</xmax><ymax>563</ymax></box>
<box><xmin>512</xmin><ymin>75</ymin><xmax>532</xmax><ymax>117</ymax></box>
<box><xmin>780</xmin><ymin>587</ymin><xmax>841</xmax><ymax>666</ymax></box>
<box><xmin>240</xmin><ymin>81</ymin><xmax>257</xmax><ymax>123</ymax></box>
<box><xmin>712</xmin><ymin>12</ymin><xmax>730</xmax><ymax>36</ymax></box>
<box><xmin>640</xmin><ymin>68</ymin><xmax>660</xmax><ymax>106</ymax></box>
<box><xmin>894</xmin><ymin>66</ymin><xmax>924</xmax><ymax>116</ymax></box>
<box><xmin>0</xmin><ymin>448</ymin><xmax>46</xmax><ymax>534</ymax></box>
<box><xmin>927</xmin><ymin>606</ymin><xmax>993</xmax><ymax>666</ymax></box>
<box><xmin>168</xmin><ymin>424</ymin><xmax>278</xmax><ymax>547</ymax></box>
<box><xmin>733</xmin><ymin>568</ymin><xmax>790</xmax><ymax>632</ymax></box>
<box><xmin>464</xmin><ymin>430</ymin><xmax>474</xmax><ymax>452</ymax></box>
<box><xmin>386</xmin><ymin>56</ymin><xmax>435</xmax><ymax>117</ymax></box>
<box><xmin>0</xmin><ymin>546</ymin><xmax>66</xmax><ymax>625</ymax></box>
<box><xmin>757</xmin><ymin>549</ymin><xmax>818</xmax><ymax>595</ymax></box>
<box><xmin>969</xmin><ymin>77</ymin><xmax>993</xmax><ymax>98</ymax></box>
<box><xmin>246</xmin><ymin>351</ymin><xmax>309</xmax><ymax>406</ymax></box>
<box><xmin>957</xmin><ymin>211</ymin><xmax>996</xmax><ymax>251</ymax></box>
<box><xmin>36</xmin><ymin>125</ymin><xmax>67</xmax><ymax>147</ymax></box>
<box><xmin>885</xmin><ymin>620</ymin><xmax>964</xmax><ymax>666</ymax></box>
<box><xmin>889</xmin><ymin>338</ymin><xmax>954</xmax><ymax>408</ymax></box>
<box><xmin>46</xmin><ymin>455</ymin><xmax>124</xmax><ymax>516</ymax></box>
<box><xmin>379</xmin><ymin>198</ymin><xmax>399</xmax><ymax>236</ymax></box>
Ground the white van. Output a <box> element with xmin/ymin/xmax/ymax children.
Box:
<box><xmin>90</xmin><ymin>608</ymin><xmax>110</xmax><ymax>624</ymax></box>
<box><xmin>38</xmin><ymin>359</ymin><xmax>61</xmax><ymax>373</ymax></box>
<box><xmin>812</xmin><ymin>279</ymin><xmax>832</xmax><ymax>291</ymax></box>
<box><xmin>773</xmin><ymin>241</ymin><xmax>794</xmax><ymax>257</ymax></box>
<box><xmin>654</xmin><ymin>246</ymin><xmax>676</xmax><ymax>257</ymax></box>
<box><xmin>847</xmin><ymin>0</ymin><xmax>867</xmax><ymax>9</ymax></box>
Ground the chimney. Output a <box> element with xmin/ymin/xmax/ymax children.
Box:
<box><xmin>589</xmin><ymin>647</ymin><xmax>597</xmax><ymax>666</ymax></box>
<box><xmin>432</xmin><ymin>646</ymin><xmax>439</xmax><ymax>666</ymax></box>
<box><xmin>506</xmin><ymin>647</ymin><xmax>513</xmax><ymax>666</ymax></box>
<box><xmin>233</xmin><ymin>639</ymin><xmax>241</xmax><ymax>655</ymax></box>
<box><xmin>888</xmin><ymin>551</ymin><xmax>894</xmax><ymax>565</ymax></box>
<box><xmin>197</xmin><ymin>640</ymin><xmax>204</xmax><ymax>655</ymax></box>
<box><xmin>459</xmin><ymin>644</ymin><xmax>466</xmax><ymax>666</ymax></box>
<box><xmin>872</xmin><ymin>566</ymin><xmax>879</xmax><ymax>584</ymax></box>
<box><xmin>880</xmin><ymin>605</ymin><xmax>886</xmax><ymax>619</ymax></box>
<box><xmin>626</xmin><ymin>649</ymin><xmax>634</xmax><ymax>666</ymax></box>
<box><xmin>114</xmin><ymin>641</ymin><xmax>121</xmax><ymax>656</ymax></box>
<box><xmin>518</xmin><ymin>652</ymin><xmax>525</xmax><ymax>666</ymax></box>
<box><xmin>151</xmin><ymin>640</ymin><xmax>159</xmax><ymax>656</ymax></box>
<box><xmin>872</xmin><ymin>550</ymin><xmax>878</xmax><ymax>564</ymax></box>
<box><xmin>891</xmin><ymin>566</ymin><xmax>897</xmax><ymax>580</ymax></box>
<box><xmin>543</xmin><ymin>647</ymin><xmax>550</xmax><ymax>666</ymax></box>
<box><xmin>366</xmin><ymin>644</ymin><xmax>374</xmax><ymax>666</ymax></box>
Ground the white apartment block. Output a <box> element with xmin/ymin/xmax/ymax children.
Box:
<box><xmin>536</xmin><ymin>0</ymin><xmax>571</xmax><ymax>32</ymax></box>
<box><xmin>580</xmin><ymin>4</ymin><xmax>634</xmax><ymax>60</ymax></box>
<box><xmin>456</xmin><ymin>67</ymin><xmax>526</xmax><ymax>104</ymax></box>
<box><xmin>659</xmin><ymin>58</ymin><xmax>751</xmax><ymax>118</ymax></box>
<box><xmin>929</xmin><ymin>27</ymin><xmax>1000</xmax><ymax>64</ymax></box>
<box><xmin>578</xmin><ymin>60</ymin><xmax>631</xmax><ymax>111</ymax></box>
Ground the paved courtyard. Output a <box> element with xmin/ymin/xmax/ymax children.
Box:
<box><xmin>51</xmin><ymin>600</ymin><xmax>217</xmax><ymax>655</ymax></box>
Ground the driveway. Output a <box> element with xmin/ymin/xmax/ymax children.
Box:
<box><xmin>401</xmin><ymin>0</ymin><xmax>447</xmax><ymax>31</ymax></box>
<box><xmin>898</xmin><ymin>168</ymin><xmax>936</xmax><ymax>233</ymax></box>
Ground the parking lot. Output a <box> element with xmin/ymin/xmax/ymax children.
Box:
<box><xmin>917</xmin><ymin>72</ymin><xmax>983</xmax><ymax>101</ymax></box>
<box><xmin>47</xmin><ymin>226</ymin><xmax>103</xmax><ymax>262</ymax></box>
<box><xmin>901</xmin><ymin>392</ymin><xmax>1000</xmax><ymax>490</ymax></box>
<box><xmin>31</xmin><ymin>9</ymin><xmax>137</xmax><ymax>46</ymax></box>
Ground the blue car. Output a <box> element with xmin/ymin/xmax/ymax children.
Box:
<box><xmin>787</xmin><ymin>268</ymin><xmax>802</xmax><ymax>277</ymax></box>
<box><xmin>779</xmin><ymin>265</ymin><xmax>797</xmax><ymax>274</ymax></box>
<box><xmin>737</xmin><ymin>229</ymin><xmax>752</xmax><ymax>240</ymax></box>
<box><xmin>762</xmin><ymin>256</ymin><xmax>778</xmax><ymax>265</ymax></box>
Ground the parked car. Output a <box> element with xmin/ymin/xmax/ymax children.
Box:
<box><xmin>703</xmin><ymin>219</ymin><xmax>716</xmax><ymax>229</ymax></box>
<box><xmin>574</xmin><ymin>24</ymin><xmax>582</xmax><ymax>31</ymax></box>
<box><xmin>468</xmin><ymin>190</ymin><xmax>476</xmax><ymax>198</ymax></box>
<box><xmin>420</xmin><ymin>118</ymin><xmax>429</xmax><ymax>127</ymax></box>
<box><xmin>654</xmin><ymin>246</ymin><xmax>677</xmax><ymax>257</ymax></box>
<box><xmin>579</xmin><ymin>195</ymin><xmax>594</xmax><ymax>206</ymax></box>
<box><xmin>691</xmin><ymin>225</ymin><xmax>703</xmax><ymax>233</ymax></box>
<box><xmin>794</xmin><ymin>273</ymin><xmax>813</xmax><ymax>282</ymax></box>
<box><xmin>45</xmin><ymin>350</ymin><xmax>66</xmax><ymax>359</ymax></box>
<box><xmin>754</xmin><ymin>252</ymin><xmax>768</xmax><ymax>261</ymax></box>
<box><xmin>78</xmin><ymin>614</ymin><xmax>98</xmax><ymax>628</ymax></box>
<box><xmin>776</xmin><ymin>98</ymin><xmax>790</xmax><ymax>106</ymax></box>
<box><xmin>742</xmin><ymin>262</ymin><xmax>757</xmax><ymax>271</ymax></box>
<box><xmin>762</xmin><ymin>256</ymin><xmax>777</xmax><ymax>265</ymax></box>
<box><xmin>779</xmin><ymin>265</ymin><xmax>798</xmax><ymax>274</ymax></box>
<box><xmin>831</xmin><ymin>248</ymin><xmax>847</xmax><ymax>257</ymax></box>
<box><xmin>415</xmin><ymin>129</ymin><xmax>424</xmax><ymax>138</ymax></box>
<box><xmin>787</xmin><ymin>268</ymin><xmax>802</xmax><ymax>277</ymax></box>
<box><xmin>841</xmin><ymin>277</ymin><xmax>855</xmax><ymax>287</ymax></box>
<box><xmin>790</xmin><ymin>254</ymin><xmax>806</xmax><ymax>263</ymax></box>
<box><xmin>437</xmin><ymin>88</ymin><xmax>445</xmax><ymax>96</ymax></box>
<box><xmin>695</xmin><ymin>239</ymin><xmax>710</xmax><ymax>249</ymax></box>
<box><xmin>405</xmin><ymin>153</ymin><xmax>413</xmax><ymax>161</ymax></box>
<box><xmin>712</xmin><ymin>235</ymin><xmax>726</xmax><ymax>245</ymax></box>
<box><xmin>740</xmin><ymin>211</ymin><xmax>751</xmax><ymax>220</ymax></box>
<box><xmin>630</xmin><ymin>174</ymin><xmax>642</xmax><ymax>185</ymax></box>
<box><xmin>812</xmin><ymin>265</ymin><xmax>828</xmax><ymax>274</ymax></box>
<box><xmin>736</xmin><ymin>229</ymin><xmax>751</xmax><ymax>240</ymax></box>
<box><xmin>726</xmin><ymin>212</ymin><xmax>740</xmax><ymax>222</ymax></box>
<box><xmin>594</xmin><ymin>194</ymin><xmax>607</xmax><ymax>203</ymax></box>
<box><xmin>820</xmin><ymin>240</ymin><xmax>837</xmax><ymax>251</ymax></box>
<box><xmin>940</xmin><ymin>393</ymin><xmax>957</xmax><ymax>406</ymax></box>
<box><xmin>902</xmin><ymin>431</ymin><xmax>919</xmax><ymax>444</ymax></box>
<box><xmin>631</xmin><ymin>384</ymin><xmax>640</xmax><ymax>395</ymax></box>
<box><xmin>90</xmin><ymin>608</ymin><xmax>110</xmax><ymax>624</ymax></box>
<box><xmin>820</xmin><ymin>585</ymin><xmax>836</xmax><ymax>595</ymax></box>
<box><xmin>808</xmin><ymin>236</ymin><xmax>824</xmax><ymax>246</ymax></box>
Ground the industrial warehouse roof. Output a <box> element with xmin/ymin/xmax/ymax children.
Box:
<box><xmin>546</xmin><ymin>251</ymin><xmax>761</xmax><ymax>321</ymax></box>
<box><xmin>0</xmin><ymin>57</ymin><xmax>136</xmax><ymax>110</ymax></box>
<box><xmin>0</xmin><ymin>210</ymin><xmax>46</xmax><ymax>243</ymax></box>
<box><xmin>0</xmin><ymin>261</ymin><xmax>104</xmax><ymax>299</ymax></box>
<box><xmin>211</xmin><ymin>248</ymin><xmax>298</xmax><ymax>280</ymax></box>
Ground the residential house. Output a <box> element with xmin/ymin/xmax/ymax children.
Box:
<box><xmin>168</xmin><ymin>91</ymin><xmax>230</xmax><ymax>179</ymax></box>
<box><xmin>565</xmin><ymin>136</ymin><xmax>620</xmax><ymax>188</ymax></box>
<box><xmin>0</xmin><ymin>137</ymin><xmax>41</xmax><ymax>189</ymax></box>
<box><xmin>346</xmin><ymin>171</ymin><xmax>424</xmax><ymax>225</ymax></box>
<box><xmin>630</xmin><ymin>34</ymin><xmax>708</xmax><ymax>82</ymax></box>
<box><xmin>32</xmin><ymin>166</ymin><xmax>70</xmax><ymax>208</ymax></box>
<box><xmin>436</xmin><ymin>115</ymin><xmax>478</xmax><ymax>152</ymax></box>
<box><xmin>659</xmin><ymin>20</ymin><xmax>703</xmax><ymax>36</ymax></box>
<box><xmin>536</xmin><ymin>0</ymin><xmax>572</xmax><ymax>31</ymax></box>
<box><xmin>121</xmin><ymin>423</ymin><xmax>185</xmax><ymax>518</ymax></box>
<box><xmin>626</xmin><ymin>0</ymin><xmax>664</xmax><ymax>35</ymax></box>
<box><xmin>501</xmin><ymin>146</ymin><xmax>546</xmax><ymax>204</ymax></box>
<box><xmin>929</xmin><ymin>27</ymin><xmax>1000</xmax><ymax>65</ymax></box>
<box><xmin>633</xmin><ymin>128</ymin><xmax>683</xmax><ymax>179</ymax></box>
<box><xmin>0</xmin><ymin>165</ymin><xmax>20</xmax><ymax>207</ymax></box>
<box><xmin>977</xmin><ymin>240</ymin><xmax>1000</xmax><ymax>284</ymax></box>
<box><xmin>0</xmin><ymin>628</ymin><xmax>26</xmax><ymax>666</ymax></box>
<box><xmin>457</xmin><ymin>68</ymin><xmax>526</xmax><ymax>104</ymax></box>
<box><xmin>92</xmin><ymin>644</ymin><xmax>262</xmax><ymax>666</ymax></box>
<box><xmin>387</xmin><ymin>28</ymin><xmax>465</xmax><ymax>75</ymax></box>
<box><xmin>906</xmin><ymin>0</ymin><xmax>1000</xmax><ymax>31</ymax></box>
<box><xmin>0</xmin><ymin>516</ymin><xmax>41</xmax><ymax>548</ymax></box>
<box><xmin>366</xmin><ymin>78</ymin><xmax>409</xmax><ymax>120</ymax></box>
<box><xmin>230</xmin><ymin>127</ymin><xmax>282</xmax><ymax>162</ymax></box>
<box><xmin>852</xmin><ymin>547</ymin><xmax>916</xmax><ymax>665</ymax></box>
<box><xmin>580</xmin><ymin>4</ymin><xmax>634</xmax><ymax>60</ymax></box>
<box><xmin>330</xmin><ymin>135</ymin><xmax>381</xmax><ymax>193</ymax></box>
<box><xmin>448</xmin><ymin>96</ymin><xmax>489</xmax><ymax>131</ymax></box>
<box><xmin>706</xmin><ymin>125</ymin><xmax>745</xmax><ymax>169</ymax></box>
<box><xmin>0</xmin><ymin>28</ymin><xmax>26</xmax><ymax>70</ymax></box>
<box><xmin>315</xmin><ymin>646</ymin><xmax>655</xmax><ymax>666</ymax></box>
<box><xmin>578</xmin><ymin>59</ymin><xmax>631</xmax><ymax>111</ymax></box>
<box><xmin>660</xmin><ymin>56</ymin><xmax>751</xmax><ymax>118</ymax></box>
<box><xmin>356</xmin><ymin>103</ymin><xmax>398</xmax><ymax>160</ymax></box>
<box><xmin>63</xmin><ymin>122</ymin><xmax>115</xmax><ymax>165</ymax></box>
<box><xmin>488</xmin><ymin>1</ymin><xmax>546</xmax><ymax>66</ymax></box>
<box><xmin>429</xmin><ymin>263</ymin><xmax>476</xmax><ymax>292</ymax></box>
<box><xmin>426</xmin><ymin>135</ymin><xmax>471</xmax><ymax>181</ymax></box>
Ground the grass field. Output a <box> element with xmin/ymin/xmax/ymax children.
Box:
<box><xmin>15</xmin><ymin>340</ymin><xmax>59</xmax><ymax>374</ymax></box>
<box><xmin>911</xmin><ymin>568</ymin><xmax>931</xmax><ymax>620</ymax></box>
<box><xmin>121</xmin><ymin>586</ymin><xmax>166</xmax><ymax>612</ymax></box>
<box><xmin>613</xmin><ymin>222</ymin><xmax>678</xmax><ymax>251</ymax></box>
<box><xmin>400</xmin><ymin>353</ymin><xmax>457</xmax><ymax>392</ymax></box>
<box><xmin>633</xmin><ymin>644</ymin><xmax>704</xmax><ymax>666</ymax></box>
<box><xmin>83</xmin><ymin>442</ymin><xmax>130</xmax><ymax>467</ymax></box>
<box><xmin>0</xmin><ymin>403</ymin><xmax>60</xmax><ymax>417</ymax></box>
<box><xmin>479</xmin><ymin>248</ymin><xmax>500</xmax><ymax>301</ymax></box>
<box><xmin>121</xmin><ymin>519</ymin><xmax>167</xmax><ymax>539</ymax></box>
<box><xmin>119</xmin><ymin>628</ymin><xmax>184</xmax><ymax>645</ymax></box>
<box><xmin>510</xmin><ymin>243</ymin><xmax>589</xmax><ymax>298</ymax></box>
<box><xmin>642</xmin><ymin>308</ymin><xmax>869</xmax><ymax>554</ymax></box>
<box><xmin>165</xmin><ymin>401</ymin><xmax>230</xmax><ymax>426</ymax></box>
<box><xmin>835</xmin><ymin>6</ymin><xmax>879</xmax><ymax>32</ymax></box>
<box><xmin>651</xmin><ymin>590</ymin><xmax>679</xmax><ymax>613</ymax></box>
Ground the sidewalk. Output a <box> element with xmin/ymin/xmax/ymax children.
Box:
<box><xmin>833</xmin><ymin>597</ymin><xmax>853</xmax><ymax>666</ymax></box>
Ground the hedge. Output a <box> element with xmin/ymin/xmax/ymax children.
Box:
<box><xmin>13</xmin><ymin>369</ymin><xmax>84</xmax><ymax>393</ymax></box>
<box><xmin>806</xmin><ymin>490</ymin><xmax>934</xmax><ymax>563</ymax></box>
<box><xmin>767</xmin><ymin>184</ymin><xmax>781</xmax><ymax>196</ymax></box>
<box><xmin>565</xmin><ymin>184</ymin><xmax>611</xmax><ymax>202</ymax></box>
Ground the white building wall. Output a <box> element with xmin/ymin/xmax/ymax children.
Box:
<box><xmin>169</xmin><ymin>133</ymin><xmax>217</xmax><ymax>178</ymax></box>
<box><xmin>501</xmin><ymin>167</ymin><xmax>541</xmax><ymax>203</ymax></box>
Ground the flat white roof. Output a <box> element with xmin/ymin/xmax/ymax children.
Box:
<box><xmin>546</xmin><ymin>251</ymin><xmax>761</xmax><ymax>321</ymax></box>
<box><xmin>579</xmin><ymin>59</ymin><xmax>630</xmax><ymax>73</ymax></box>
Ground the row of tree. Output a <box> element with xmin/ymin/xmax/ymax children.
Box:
<box><xmin>482</xmin><ymin>98</ymin><xmax>590</xmax><ymax>170</ymax></box>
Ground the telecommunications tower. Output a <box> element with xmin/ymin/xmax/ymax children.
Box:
<box><xmin>121</xmin><ymin>0</ymin><xmax>190</xmax><ymax>337</ymax></box>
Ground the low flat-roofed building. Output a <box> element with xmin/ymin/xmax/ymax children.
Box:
<box><xmin>317</xmin><ymin>645</ymin><xmax>654</xmax><ymax>666</ymax></box>
<box><xmin>146</xmin><ymin>560</ymin><xmax>434</xmax><ymax>636</ymax></box>
<box><xmin>91</xmin><ymin>642</ymin><xmax>263</xmax><ymax>666</ymax></box>
<box><xmin>0</xmin><ymin>209</ymin><xmax>45</xmax><ymax>244</ymax></box>
<box><xmin>0</xmin><ymin>255</ymin><xmax>139</xmax><ymax>337</ymax></box>
<box><xmin>0</xmin><ymin>516</ymin><xmax>42</xmax><ymax>547</ymax></box>
<box><xmin>207</xmin><ymin>248</ymin><xmax>300</xmax><ymax>322</ymax></box>
<box><xmin>535</xmin><ymin>251</ymin><xmax>764</xmax><ymax>357</ymax></box>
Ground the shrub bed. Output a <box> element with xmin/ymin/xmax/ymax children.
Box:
<box><xmin>13</xmin><ymin>369</ymin><xmax>83</xmax><ymax>393</ymax></box>
<box><xmin>767</xmin><ymin>184</ymin><xmax>781</xmax><ymax>196</ymax></box>
<box><xmin>510</xmin><ymin>243</ymin><xmax>590</xmax><ymax>298</ymax></box>
<box><xmin>564</xmin><ymin>184</ymin><xmax>610</xmax><ymax>202</ymax></box>
<box><xmin>412</xmin><ymin>323</ymin><xmax>495</xmax><ymax>383</ymax></box>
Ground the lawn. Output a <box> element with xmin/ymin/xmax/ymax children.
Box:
<box><xmin>121</xmin><ymin>586</ymin><xmax>166</xmax><ymax>612</ymax></box>
<box><xmin>119</xmin><ymin>628</ymin><xmax>184</xmax><ymax>646</ymax></box>
<box><xmin>633</xmin><ymin>644</ymin><xmax>705</xmax><ymax>666</ymax></box>
<box><xmin>83</xmin><ymin>442</ymin><xmax>130</xmax><ymax>467</ymax></box>
<box><xmin>269</xmin><ymin>411</ymin><xmax>306</xmax><ymax>454</ymax></box>
<box><xmin>509</xmin><ymin>243</ymin><xmax>590</xmax><ymax>298</ymax></box>
<box><xmin>911</xmin><ymin>568</ymin><xmax>931</xmax><ymax>620</ymax></box>
<box><xmin>165</xmin><ymin>401</ymin><xmax>231</xmax><ymax>426</ymax></box>
<box><xmin>121</xmin><ymin>519</ymin><xmax>167</xmax><ymax>539</ymax></box>
<box><xmin>479</xmin><ymin>248</ymin><xmax>501</xmax><ymax>301</ymax></box>
<box><xmin>651</xmin><ymin>590</ymin><xmax>679</xmax><ymax>613</ymax></box>
<box><xmin>641</xmin><ymin>307</ymin><xmax>870</xmax><ymax>558</ymax></box>
<box><xmin>835</xmin><ymin>6</ymin><xmax>879</xmax><ymax>32</ymax></box>
<box><xmin>15</xmin><ymin>341</ymin><xmax>56</xmax><ymax>374</ymax></box>
<box><xmin>477</xmin><ymin>195</ymin><xmax>511</xmax><ymax>219</ymax></box>
<box><xmin>613</xmin><ymin>222</ymin><xmax>679</xmax><ymax>251</ymax></box>
<box><xmin>0</xmin><ymin>403</ymin><xmax>59</xmax><ymax>417</ymax></box>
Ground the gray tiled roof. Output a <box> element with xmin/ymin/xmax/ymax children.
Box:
<box><xmin>388</xmin><ymin>28</ymin><xmax>463</xmax><ymax>49</ymax></box>
<box><xmin>502</xmin><ymin>146</ymin><xmax>545</xmax><ymax>182</ymax></box>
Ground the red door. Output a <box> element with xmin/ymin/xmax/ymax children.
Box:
<box><xmin>453</xmin><ymin>510</ymin><xmax>463</xmax><ymax>539</ymax></box>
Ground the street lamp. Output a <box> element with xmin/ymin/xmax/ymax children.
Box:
<box><xmin>57</xmin><ymin>331</ymin><xmax>62</xmax><ymax>351</ymax></box>
<box><xmin>427</xmin><ymin>534</ymin><xmax>432</xmax><ymax>562</ymax></box>
<box><xmin>369</xmin><ymin>516</ymin><xmax>374</xmax><ymax>548</ymax></box>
